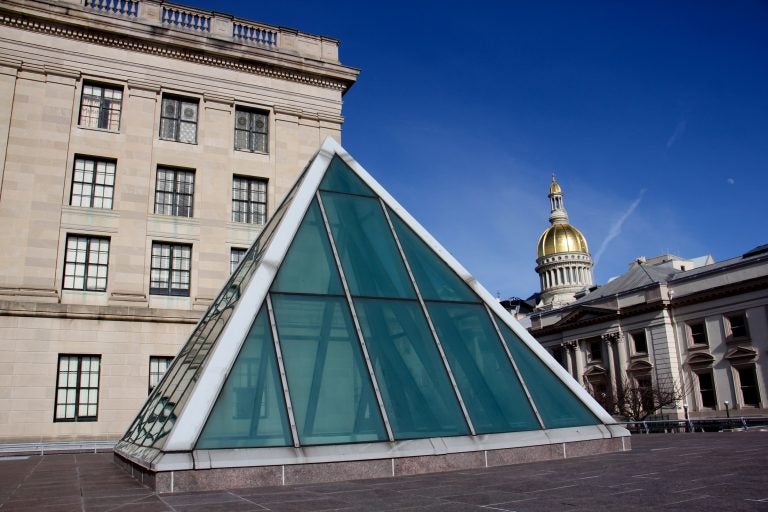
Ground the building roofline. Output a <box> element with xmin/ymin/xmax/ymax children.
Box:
<box><xmin>0</xmin><ymin>0</ymin><xmax>360</xmax><ymax>93</ymax></box>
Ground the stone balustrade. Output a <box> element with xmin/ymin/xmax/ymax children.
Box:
<box><xmin>76</xmin><ymin>0</ymin><xmax>338</xmax><ymax>62</ymax></box>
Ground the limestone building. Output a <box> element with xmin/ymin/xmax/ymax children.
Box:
<box><xmin>529</xmin><ymin>177</ymin><xmax>768</xmax><ymax>420</ymax></box>
<box><xmin>0</xmin><ymin>0</ymin><xmax>357</xmax><ymax>442</ymax></box>
<box><xmin>535</xmin><ymin>176</ymin><xmax>594</xmax><ymax>309</ymax></box>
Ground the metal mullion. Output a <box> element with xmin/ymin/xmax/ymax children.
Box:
<box><xmin>380</xmin><ymin>202</ymin><xmax>477</xmax><ymax>436</ymax></box>
<box><xmin>265</xmin><ymin>294</ymin><xmax>300</xmax><ymax>448</ymax></box>
<box><xmin>315</xmin><ymin>191</ymin><xmax>395</xmax><ymax>442</ymax></box>
<box><xmin>486</xmin><ymin>305</ymin><xmax>546</xmax><ymax>430</ymax></box>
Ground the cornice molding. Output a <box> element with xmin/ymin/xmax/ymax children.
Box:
<box><xmin>0</xmin><ymin>298</ymin><xmax>200</xmax><ymax>324</ymax></box>
<box><xmin>0</xmin><ymin>10</ymin><xmax>352</xmax><ymax>93</ymax></box>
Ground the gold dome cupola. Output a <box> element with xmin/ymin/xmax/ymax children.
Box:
<box><xmin>535</xmin><ymin>175</ymin><xmax>594</xmax><ymax>309</ymax></box>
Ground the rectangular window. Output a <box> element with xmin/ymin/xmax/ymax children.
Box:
<box><xmin>234</xmin><ymin>107</ymin><xmax>268</xmax><ymax>153</ymax></box>
<box><xmin>71</xmin><ymin>156</ymin><xmax>115</xmax><ymax>209</ymax></box>
<box><xmin>79</xmin><ymin>82</ymin><xmax>122</xmax><ymax>131</ymax></box>
<box><xmin>149</xmin><ymin>356</ymin><xmax>173</xmax><ymax>394</ymax></box>
<box><xmin>232</xmin><ymin>176</ymin><xmax>267</xmax><ymax>224</ymax></box>
<box><xmin>697</xmin><ymin>371</ymin><xmax>716</xmax><ymax>408</ymax></box>
<box><xmin>231</xmin><ymin>247</ymin><xmax>247</xmax><ymax>274</ymax></box>
<box><xmin>551</xmin><ymin>346</ymin><xmax>566</xmax><ymax>369</ymax></box>
<box><xmin>154</xmin><ymin>167</ymin><xmax>194</xmax><ymax>217</ymax></box>
<box><xmin>726</xmin><ymin>313</ymin><xmax>749</xmax><ymax>340</ymax></box>
<box><xmin>631</xmin><ymin>330</ymin><xmax>648</xmax><ymax>354</ymax></box>
<box><xmin>587</xmin><ymin>338</ymin><xmax>602</xmax><ymax>362</ymax></box>
<box><xmin>688</xmin><ymin>321</ymin><xmax>708</xmax><ymax>346</ymax></box>
<box><xmin>159</xmin><ymin>95</ymin><xmax>198</xmax><ymax>143</ymax></box>
<box><xmin>63</xmin><ymin>235</ymin><xmax>110</xmax><ymax>291</ymax></box>
<box><xmin>150</xmin><ymin>242</ymin><xmax>191</xmax><ymax>296</ymax></box>
<box><xmin>54</xmin><ymin>355</ymin><xmax>100</xmax><ymax>422</ymax></box>
<box><xmin>737</xmin><ymin>366</ymin><xmax>760</xmax><ymax>407</ymax></box>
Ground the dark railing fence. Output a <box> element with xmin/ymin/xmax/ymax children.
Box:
<box><xmin>619</xmin><ymin>416</ymin><xmax>768</xmax><ymax>434</ymax></box>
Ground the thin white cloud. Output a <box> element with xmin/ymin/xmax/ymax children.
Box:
<box><xmin>666</xmin><ymin>119</ymin><xmax>687</xmax><ymax>149</ymax></box>
<box><xmin>593</xmin><ymin>189</ymin><xmax>646</xmax><ymax>265</ymax></box>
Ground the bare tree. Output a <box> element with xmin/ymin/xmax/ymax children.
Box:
<box><xmin>588</xmin><ymin>377</ymin><xmax>685</xmax><ymax>421</ymax></box>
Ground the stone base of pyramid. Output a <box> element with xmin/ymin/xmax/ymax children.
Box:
<box><xmin>114</xmin><ymin>432</ymin><xmax>630</xmax><ymax>493</ymax></box>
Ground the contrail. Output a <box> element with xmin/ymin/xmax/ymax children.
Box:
<box><xmin>594</xmin><ymin>189</ymin><xmax>646</xmax><ymax>265</ymax></box>
<box><xmin>666</xmin><ymin>119</ymin><xmax>687</xmax><ymax>149</ymax></box>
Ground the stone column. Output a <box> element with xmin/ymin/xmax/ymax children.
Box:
<box><xmin>562</xmin><ymin>341</ymin><xmax>574</xmax><ymax>377</ymax></box>
<box><xmin>602</xmin><ymin>332</ymin><xmax>621</xmax><ymax>401</ymax></box>
<box><xmin>572</xmin><ymin>340</ymin><xmax>585</xmax><ymax>386</ymax></box>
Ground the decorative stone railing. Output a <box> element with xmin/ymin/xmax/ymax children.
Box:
<box><xmin>161</xmin><ymin>4</ymin><xmax>210</xmax><ymax>33</ymax></box>
<box><xmin>232</xmin><ymin>20</ymin><xmax>278</xmax><ymax>48</ymax></box>
<box><xmin>83</xmin><ymin>0</ymin><xmax>139</xmax><ymax>17</ymax></box>
<box><xmin>76</xmin><ymin>0</ymin><xmax>337</xmax><ymax>61</ymax></box>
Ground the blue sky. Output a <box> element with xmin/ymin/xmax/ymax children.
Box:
<box><xmin>186</xmin><ymin>0</ymin><xmax>767</xmax><ymax>299</ymax></box>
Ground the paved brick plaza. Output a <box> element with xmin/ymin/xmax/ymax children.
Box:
<box><xmin>1</xmin><ymin>432</ymin><xmax>766</xmax><ymax>511</ymax></box>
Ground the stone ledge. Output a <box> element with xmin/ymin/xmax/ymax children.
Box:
<box><xmin>115</xmin><ymin>436</ymin><xmax>631</xmax><ymax>493</ymax></box>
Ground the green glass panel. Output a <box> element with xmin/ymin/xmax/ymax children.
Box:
<box><xmin>120</xmin><ymin>170</ymin><xmax>303</xmax><ymax>450</ymax></box>
<box><xmin>495</xmin><ymin>316</ymin><xmax>599</xmax><ymax>428</ymax></box>
<box><xmin>389</xmin><ymin>210</ymin><xmax>479</xmax><ymax>303</ymax></box>
<box><xmin>272</xmin><ymin>294</ymin><xmax>387</xmax><ymax>445</ymax></box>
<box><xmin>355</xmin><ymin>299</ymin><xmax>469</xmax><ymax>439</ymax></box>
<box><xmin>427</xmin><ymin>303</ymin><xmax>540</xmax><ymax>434</ymax></box>
<box><xmin>319</xmin><ymin>155</ymin><xmax>375</xmax><ymax>197</ymax></box>
<box><xmin>197</xmin><ymin>306</ymin><xmax>292</xmax><ymax>448</ymax></box>
<box><xmin>321</xmin><ymin>192</ymin><xmax>415</xmax><ymax>299</ymax></box>
<box><xmin>271</xmin><ymin>199</ymin><xmax>343</xmax><ymax>295</ymax></box>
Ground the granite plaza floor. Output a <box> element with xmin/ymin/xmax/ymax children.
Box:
<box><xmin>0</xmin><ymin>432</ymin><xmax>766</xmax><ymax>511</ymax></box>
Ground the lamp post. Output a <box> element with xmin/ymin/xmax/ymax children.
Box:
<box><xmin>683</xmin><ymin>402</ymin><xmax>689</xmax><ymax>432</ymax></box>
<box><xmin>724</xmin><ymin>400</ymin><xmax>730</xmax><ymax>419</ymax></box>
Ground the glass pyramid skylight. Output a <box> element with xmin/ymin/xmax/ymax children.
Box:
<box><xmin>115</xmin><ymin>138</ymin><xmax>623</xmax><ymax>475</ymax></box>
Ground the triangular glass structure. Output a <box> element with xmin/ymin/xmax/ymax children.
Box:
<box><xmin>115</xmin><ymin>138</ymin><xmax>627</xmax><ymax>486</ymax></box>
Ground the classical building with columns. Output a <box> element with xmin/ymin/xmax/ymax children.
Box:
<box><xmin>534</xmin><ymin>176</ymin><xmax>594</xmax><ymax>310</ymax></box>
<box><xmin>530</xmin><ymin>244</ymin><xmax>768</xmax><ymax>420</ymax></box>
<box><xmin>0</xmin><ymin>0</ymin><xmax>357</xmax><ymax>442</ymax></box>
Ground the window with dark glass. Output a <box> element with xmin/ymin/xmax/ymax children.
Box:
<box><xmin>631</xmin><ymin>330</ymin><xmax>648</xmax><ymax>354</ymax></box>
<box><xmin>71</xmin><ymin>156</ymin><xmax>115</xmax><ymax>209</ymax></box>
<box><xmin>726</xmin><ymin>313</ymin><xmax>749</xmax><ymax>339</ymax></box>
<box><xmin>234</xmin><ymin>107</ymin><xmax>268</xmax><ymax>153</ymax></box>
<box><xmin>230</xmin><ymin>247</ymin><xmax>247</xmax><ymax>274</ymax></box>
<box><xmin>688</xmin><ymin>321</ymin><xmax>708</xmax><ymax>346</ymax></box>
<box><xmin>149</xmin><ymin>356</ymin><xmax>173</xmax><ymax>393</ymax></box>
<box><xmin>154</xmin><ymin>167</ymin><xmax>194</xmax><ymax>217</ymax></box>
<box><xmin>159</xmin><ymin>95</ymin><xmax>198</xmax><ymax>143</ymax></box>
<box><xmin>232</xmin><ymin>176</ymin><xmax>267</xmax><ymax>224</ymax></box>
<box><xmin>54</xmin><ymin>355</ymin><xmax>100</xmax><ymax>421</ymax></box>
<box><xmin>79</xmin><ymin>82</ymin><xmax>122</xmax><ymax>131</ymax></box>
<box><xmin>150</xmin><ymin>242</ymin><xmax>191</xmax><ymax>296</ymax></box>
<box><xmin>552</xmin><ymin>346</ymin><xmax>566</xmax><ymax>368</ymax></box>
<box><xmin>63</xmin><ymin>235</ymin><xmax>110</xmax><ymax>292</ymax></box>
<box><xmin>588</xmin><ymin>338</ymin><xmax>602</xmax><ymax>361</ymax></box>
<box><xmin>697</xmin><ymin>371</ymin><xmax>716</xmax><ymax>408</ymax></box>
<box><xmin>737</xmin><ymin>366</ymin><xmax>760</xmax><ymax>407</ymax></box>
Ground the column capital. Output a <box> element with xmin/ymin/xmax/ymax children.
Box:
<box><xmin>601</xmin><ymin>332</ymin><xmax>621</xmax><ymax>344</ymax></box>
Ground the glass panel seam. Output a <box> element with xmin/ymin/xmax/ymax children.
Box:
<box><xmin>316</xmin><ymin>191</ymin><xmax>394</xmax><ymax>442</ymax></box>
<box><xmin>487</xmin><ymin>306</ymin><xmax>546</xmax><ymax>430</ymax></box>
<box><xmin>381</xmin><ymin>202</ymin><xmax>477</xmax><ymax>436</ymax></box>
<box><xmin>266</xmin><ymin>294</ymin><xmax>300</xmax><ymax>448</ymax></box>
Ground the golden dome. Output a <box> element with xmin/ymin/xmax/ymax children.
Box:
<box><xmin>549</xmin><ymin>176</ymin><xmax>562</xmax><ymax>196</ymax></box>
<box><xmin>537</xmin><ymin>223</ymin><xmax>589</xmax><ymax>258</ymax></box>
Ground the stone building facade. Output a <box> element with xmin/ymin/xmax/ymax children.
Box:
<box><xmin>530</xmin><ymin>248</ymin><xmax>768</xmax><ymax>420</ymax></box>
<box><xmin>0</xmin><ymin>0</ymin><xmax>357</xmax><ymax>442</ymax></box>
